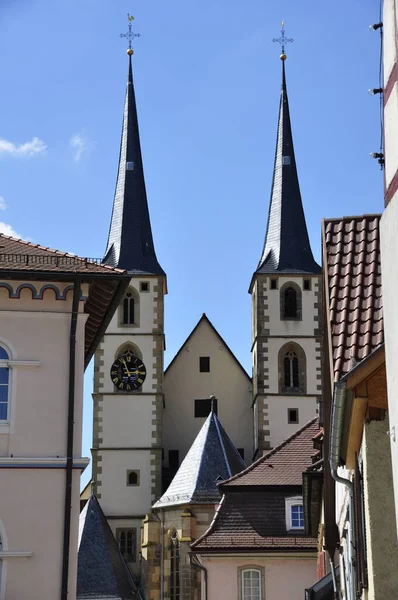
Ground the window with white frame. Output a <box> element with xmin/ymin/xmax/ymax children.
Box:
<box><xmin>241</xmin><ymin>568</ymin><xmax>262</xmax><ymax>600</ymax></box>
<box><xmin>285</xmin><ymin>496</ymin><xmax>304</xmax><ymax>531</ymax></box>
<box><xmin>0</xmin><ymin>346</ymin><xmax>10</xmax><ymax>422</ymax></box>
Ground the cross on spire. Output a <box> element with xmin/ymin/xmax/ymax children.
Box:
<box><xmin>120</xmin><ymin>13</ymin><xmax>141</xmax><ymax>54</ymax></box>
<box><xmin>272</xmin><ymin>20</ymin><xmax>294</xmax><ymax>60</ymax></box>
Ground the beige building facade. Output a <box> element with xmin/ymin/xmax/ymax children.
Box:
<box><xmin>163</xmin><ymin>314</ymin><xmax>252</xmax><ymax>472</ymax></box>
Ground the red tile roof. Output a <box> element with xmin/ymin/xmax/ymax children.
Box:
<box><xmin>322</xmin><ymin>215</ymin><xmax>383</xmax><ymax>381</ymax></box>
<box><xmin>191</xmin><ymin>492</ymin><xmax>317</xmax><ymax>552</ymax></box>
<box><xmin>0</xmin><ymin>234</ymin><xmax>125</xmax><ymax>275</ymax></box>
<box><xmin>221</xmin><ymin>418</ymin><xmax>320</xmax><ymax>487</ymax></box>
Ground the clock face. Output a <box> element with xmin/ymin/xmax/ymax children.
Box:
<box><xmin>110</xmin><ymin>351</ymin><xmax>147</xmax><ymax>391</ymax></box>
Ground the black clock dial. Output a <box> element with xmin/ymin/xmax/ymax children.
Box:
<box><xmin>110</xmin><ymin>351</ymin><xmax>147</xmax><ymax>391</ymax></box>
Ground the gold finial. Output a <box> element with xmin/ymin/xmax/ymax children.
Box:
<box><xmin>272</xmin><ymin>20</ymin><xmax>294</xmax><ymax>60</ymax></box>
<box><xmin>120</xmin><ymin>13</ymin><xmax>141</xmax><ymax>54</ymax></box>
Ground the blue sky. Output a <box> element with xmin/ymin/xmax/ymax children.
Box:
<box><xmin>0</xmin><ymin>0</ymin><xmax>382</xmax><ymax>484</ymax></box>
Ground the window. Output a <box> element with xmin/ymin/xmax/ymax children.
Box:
<box><xmin>116</xmin><ymin>528</ymin><xmax>136</xmax><ymax>562</ymax></box>
<box><xmin>170</xmin><ymin>532</ymin><xmax>180</xmax><ymax>600</ymax></box>
<box><xmin>195</xmin><ymin>398</ymin><xmax>217</xmax><ymax>418</ymax></box>
<box><xmin>282</xmin><ymin>155</ymin><xmax>291</xmax><ymax>166</ymax></box>
<box><xmin>241</xmin><ymin>569</ymin><xmax>262</xmax><ymax>600</ymax></box>
<box><xmin>169</xmin><ymin>450</ymin><xmax>179</xmax><ymax>469</ymax></box>
<box><xmin>303</xmin><ymin>279</ymin><xmax>311</xmax><ymax>291</ymax></box>
<box><xmin>199</xmin><ymin>356</ymin><xmax>210</xmax><ymax>372</ymax></box>
<box><xmin>0</xmin><ymin>346</ymin><xmax>9</xmax><ymax>422</ymax></box>
<box><xmin>270</xmin><ymin>279</ymin><xmax>277</xmax><ymax>290</ymax></box>
<box><xmin>284</xmin><ymin>351</ymin><xmax>299</xmax><ymax>390</ymax></box>
<box><xmin>140</xmin><ymin>281</ymin><xmax>149</xmax><ymax>292</ymax></box>
<box><xmin>123</xmin><ymin>293</ymin><xmax>135</xmax><ymax>325</ymax></box>
<box><xmin>288</xmin><ymin>408</ymin><xmax>299</xmax><ymax>424</ymax></box>
<box><xmin>284</xmin><ymin>287</ymin><xmax>297</xmax><ymax>318</ymax></box>
<box><xmin>237</xmin><ymin>448</ymin><xmax>245</xmax><ymax>460</ymax></box>
<box><xmin>285</xmin><ymin>496</ymin><xmax>304</xmax><ymax>531</ymax></box>
<box><xmin>278</xmin><ymin>342</ymin><xmax>306</xmax><ymax>394</ymax></box>
<box><xmin>126</xmin><ymin>470</ymin><xmax>140</xmax><ymax>486</ymax></box>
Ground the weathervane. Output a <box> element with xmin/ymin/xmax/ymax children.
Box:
<box><xmin>120</xmin><ymin>13</ymin><xmax>141</xmax><ymax>55</ymax></box>
<box><xmin>272</xmin><ymin>20</ymin><xmax>294</xmax><ymax>61</ymax></box>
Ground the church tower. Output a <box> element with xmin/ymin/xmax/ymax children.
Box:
<box><xmin>92</xmin><ymin>36</ymin><xmax>166</xmax><ymax>576</ymax></box>
<box><xmin>251</xmin><ymin>43</ymin><xmax>322</xmax><ymax>456</ymax></box>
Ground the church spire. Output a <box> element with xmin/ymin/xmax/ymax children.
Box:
<box><xmin>256</xmin><ymin>50</ymin><xmax>320</xmax><ymax>275</ymax></box>
<box><xmin>104</xmin><ymin>21</ymin><xmax>165</xmax><ymax>276</ymax></box>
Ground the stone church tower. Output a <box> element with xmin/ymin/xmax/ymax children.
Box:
<box><xmin>92</xmin><ymin>50</ymin><xmax>166</xmax><ymax>575</ymax></box>
<box><xmin>251</xmin><ymin>57</ymin><xmax>322</xmax><ymax>455</ymax></box>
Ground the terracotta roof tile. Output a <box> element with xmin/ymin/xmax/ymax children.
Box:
<box><xmin>323</xmin><ymin>215</ymin><xmax>383</xmax><ymax>380</ymax></box>
<box><xmin>191</xmin><ymin>492</ymin><xmax>317</xmax><ymax>552</ymax></box>
<box><xmin>221</xmin><ymin>418</ymin><xmax>320</xmax><ymax>487</ymax></box>
<box><xmin>0</xmin><ymin>233</ymin><xmax>125</xmax><ymax>275</ymax></box>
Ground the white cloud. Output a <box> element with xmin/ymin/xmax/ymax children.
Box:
<box><xmin>70</xmin><ymin>132</ymin><xmax>90</xmax><ymax>162</ymax></box>
<box><xmin>0</xmin><ymin>137</ymin><xmax>47</xmax><ymax>158</ymax></box>
<box><xmin>0</xmin><ymin>222</ymin><xmax>22</xmax><ymax>239</ymax></box>
<box><xmin>0</xmin><ymin>197</ymin><xmax>6</xmax><ymax>210</ymax></box>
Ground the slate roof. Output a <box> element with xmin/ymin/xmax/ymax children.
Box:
<box><xmin>322</xmin><ymin>215</ymin><xmax>383</xmax><ymax>381</ymax></box>
<box><xmin>256</xmin><ymin>61</ymin><xmax>320</xmax><ymax>276</ymax></box>
<box><xmin>153</xmin><ymin>408</ymin><xmax>246</xmax><ymax>508</ymax></box>
<box><xmin>191</xmin><ymin>492</ymin><xmax>317</xmax><ymax>552</ymax></box>
<box><xmin>103</xmin><ymin>55</ymin><xmax>165</xmax><ymax>277</ymax></box>
<box><xmin>77</xmin><ymin>495</ymin><xmax>139</xmax><ymax>600</ymax></box>
<box><xmin>221</xmin><ymin>418</ymin><xmax>320</xmax><ymax>487</ymax></box>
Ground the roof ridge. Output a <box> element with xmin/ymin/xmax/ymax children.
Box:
<box><xmin>220</xmin><ymin>417</ymin><xmax>318</xmax><ymax>486</ymax></box>
<box><xmin>323</xmin><ymin>214</ymin><xmax>381</xmax><ymax>224</ymax></box>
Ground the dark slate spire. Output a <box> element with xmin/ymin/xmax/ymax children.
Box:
<box><xmin>77</xmin><ymin>494</ymin><xmax>139</xmax><ymax>599</ymax></box>
<box><xmin>103</xmin><ymin>54</ymin><xmax>165</xmax><ymax>276</ymax></box>
<box><xmin>256</xmin><ymin>61</ymin><xmax>320</xmax><ymax>275</ymax></box>
<box><xmin>153</xmin><ymin>404</ymin><xmax>246</xmax><ymax>508</ymax></box>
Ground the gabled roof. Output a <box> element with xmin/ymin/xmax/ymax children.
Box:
<box><xmin>103</xmin><ymin>55</ymin><xmax>165</xmax><ymax>278</ymax></box>
<box><xmin>255</xmin><ymin>61</ymin><xmax>320</xmax><ymax>276</ymax></box>
<box><xmin>164</xmin><ymin>313</ymin><xmax>251</xmax><ymax>381</ymax></box>
<box><xmin>221</xmin><ymin>418</ymin><xmax>319</xmax><ymax>487</ymax></box>
<box><xmin>77</xmin><ymin>495</ymin><xmax>139</xmax><ymax>600</ymax></box>
<box><xmin>0</xmin><ymin>233</ymin><xmax>130</xmax><ymax>368</ymax></box>
<box><xmin>153</xmin><ymin>408</ymin><xmax>246</xmax><ymax>508</ymax></box>
<box><xmin>322</xmin><ymin>215</ymin><xmax>383</xmax><ymax>381</ymax></box>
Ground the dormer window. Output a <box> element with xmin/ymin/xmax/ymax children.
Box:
<box><xmin>282</xmin><ymin>156</ymin><xmax>291</xmax><ymax>166</ymax></box>
<box><xmin>285</xmin><ymin>496</ymin><xmax>304</xmax><ymax>531</ymax></box>
<box><xmin>126</xmin><ymin>161</ymin><xmax>135</xmax><ymax>171</ymax></box>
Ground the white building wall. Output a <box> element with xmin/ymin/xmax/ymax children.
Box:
<box><xmin>163</xmin><ymin>317</ymin><xmax>253</xmax><ymax>466</ymax></box>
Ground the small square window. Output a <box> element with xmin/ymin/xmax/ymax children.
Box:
<box><xmin>126</xmin><ymin>470</ymin><xmax>140</xmax><ymax>486</ymax></box>
<box><xmin>195</xmin><ymin>398</ymin><xmax>217</xmax><ymax>418</ymax></box>
<box><xmin>140</xmin><ymin>281</ymin><xmax>149</xmax><ymax>292</ymax></box>
<box><xmin>282</xmin><ymin>155</ymin><xmax>291</xmax><ymax>166</ymax></box>
<box><xmin>126</xmin><ymin>161</ymin><xmax>135</xmax><ymax>171</ymax></box>
<box><xmin>270</xmin><ymin>279</ymin><xmax>278</xmax><ymax>289</ymax></box>
<box><xmin>199</xmin><ymin>356</ymin><xmax>210</xmax><ymax>372</ymax></box>
<box><xmin>303</xmin><ymin>279</ymin><xmax>311</xmax><ymax>291</ymax></box>
<box><xmin>288</xmin><ymin>408</ymin><xmax>299</xmax><ymax>424</ymax></box>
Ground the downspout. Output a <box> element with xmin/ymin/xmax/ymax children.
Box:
<box><xmin>61</xmin><ymin>279</ymin><xmax>81</xmax><ymax>600</ymax></box>
<box><xmin>329</xmin><ymin>381</ymin><xmax>356</xmax><ymax>600</ymax></box>
<box><xmin>189</xmin><ymin>552</ymin><xmax>208</xmax><ymax>600</ymax></box>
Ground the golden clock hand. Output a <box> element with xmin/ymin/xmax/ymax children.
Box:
<box><xmin>121</xmin><ymin>358</ymin><xmax>131</xmax><ymax>377</ymax></box>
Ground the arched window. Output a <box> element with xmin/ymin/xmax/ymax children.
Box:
<box><xmin>116</xmin><ymin>528</ymin><xmax>136</xmax><ymax>562</ymax></box>
<box><xmin>120</xmin><ymin>287</ymin><xmax>140</xmax><ymax>327</ymax></box>
<box><xmin>280</xmin><ymin>281</ymin><xmax>302</xmax><ymax>321</ymax></box>
<box><xmin>0</xmin><ymin>346</ymin><xmax>10</xmax><ymax>422</ymax></box>
<box><xmin>127</xmin><ymin>470</ymin><xmax>139</xmax><ymax>486</ymax></box>
<box><xmin>284</xmin><ymin>287</ymin><xmax>297</xmax><ymax>318</ymax></box>
<box><xmin>170</xmin><ymin>532</ymin><xmax>180</xmax><ymax>600</ymax></box>
<box><xmin>241</xmin><ymin>568</ymin><xmax>262</xmax><ymax>600</ymax></box>
<box><xmin>278</xmin><ymin>342</ymin><xmax>306</xmax><ymax>394</ymax></box>
<box><xmin>284</xmin><ymin>351</ymin><xmax>299</xmax><ymax>390</ymax></box>
<box><xmin>123</xmin><ymin>293</ymin><xmax>135</xmax><ymax>325</ymax></box>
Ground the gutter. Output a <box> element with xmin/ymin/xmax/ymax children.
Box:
<box><xmin>189</xmin><ymin>552</ymin><xmax>208</xmax><ymax>600</ymax></box>
<box><xmin>329</xmin><ymin>381</ymin><xmax>356</xmax><ymax>600</ymax></box>
<box><xmin>61</xmin><ymin>279</ymin><xmax>81</xmax><ymax>600</ymax></box>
